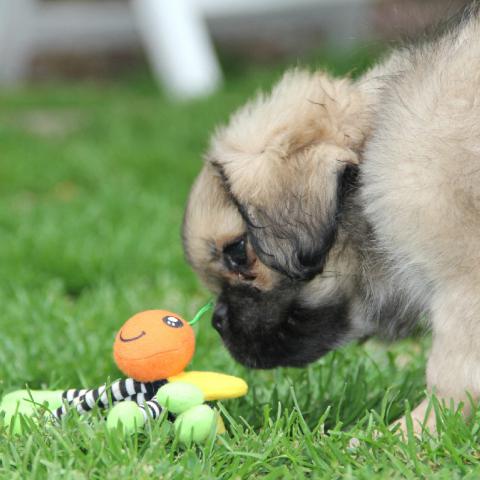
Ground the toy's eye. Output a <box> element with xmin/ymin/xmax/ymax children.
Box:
<box><xmin>162</xmin><ymin>316</ymin><xmax>183</xmax><ymax>328</ymax></box>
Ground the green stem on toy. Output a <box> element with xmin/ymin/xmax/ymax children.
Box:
<box><xmin>188</xmin><ymin>299</ymin><xmax>214</xmax><ymax>326</ymax></box>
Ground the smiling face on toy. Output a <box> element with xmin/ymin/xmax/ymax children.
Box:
<box><xmin>113</xmin><ymin>310</ymin><xmax>195</xmax><ymax>382</ymax></box>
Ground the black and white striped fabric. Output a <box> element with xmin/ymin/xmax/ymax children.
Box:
<box><xmin>53</xmin><ymin>378</ymin><xmax>167</xmax><ymax>420</ymax></box>
<box><xmin>138</xmin><ymin>399</ymin><xmax>163</xmax><ymax>421</ymax></box>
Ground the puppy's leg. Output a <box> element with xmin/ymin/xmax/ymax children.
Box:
<box><xmin>384</xmin><ymin>216</ymin><xmax>480</xmax><ymax>437</ymax></box>
<box><xmin>393</xmin><ymin>282</ymin><xmax>480</xmax><ymax>437</ymax></box>
<box><xmin>383</xmin><ymin>203</ymin><xmax>480</xmax><ymax>436</ymax></box>
<box><xmin>426</xmin><ymin>284</ymin><xmax>480</xmax><ymax>419</ymax></box>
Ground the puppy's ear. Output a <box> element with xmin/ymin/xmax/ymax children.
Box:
<box><xmin>212</xmin><ymin>144</ymin><xmax>359</xmax><ymax>280</ymax></box>
<box><xmin>208</xmin><ymin>69</ymin><xmax>368</xmax><ymax>280</ymax></box>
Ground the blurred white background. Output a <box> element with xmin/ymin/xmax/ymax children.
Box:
<box><xmin>0</xmin><ymin>0</ymin><xmax>469</xmax><ymax>99</ymax></box>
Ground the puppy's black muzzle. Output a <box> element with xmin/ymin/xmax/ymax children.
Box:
<box><xmin>211</xmin><ymin>283</ymin><xmax>351</xmax><ymax>370</ymax></box>
<box><xmin>212</xmin><ymin>302</ymin><xmax>229</xmax><ymax>334</ymax></box>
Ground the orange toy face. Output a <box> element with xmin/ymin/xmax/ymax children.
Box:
<box><xmin>113</xmin><ymin>310</ymin><xmax>195</xmax><ymax>382</ymax></box>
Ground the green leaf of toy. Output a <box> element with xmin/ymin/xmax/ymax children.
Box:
<box><xmin>0</xmin><ymin>389</ymin><xmax>64</xmax><ymax>435</ymax></box>
<box><xmin>174</xmin><ymin>404</ymin><xmax>216</xmax><ymax>445</ymax></box>
<box><xmin>1</xmin><ymin>390</ymin><xmax>63</xmax><ymax>411</ymax></box>
<box><xmin>106</xmin><ymin>401</ymin><xmax>145</xmax><ymax>435</ymax></box>
<box><xmin>157</xmin><ymin>382</ymin><xmax>204</xmax><ymax>414</ymax></box>
<box><xmin>1</xmin><ymin>402</ymin><xmax>35</xmax><ymax>435</ymax></box>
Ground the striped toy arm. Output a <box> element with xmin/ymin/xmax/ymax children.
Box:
<box><xmin>138</xmin><ymin>400</ymin><xmax>163</xmax><ymax>421</ymax></box>
<box><xmin>53</xmin><ymin>379</ymin><xmax>158</xmax><ymax>419</ymax></box>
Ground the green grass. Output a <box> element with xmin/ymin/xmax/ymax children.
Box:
<box><xmin>1</xmin><ymin>46</ymin><xmax>480</xmax><ymax>479</ymax></box>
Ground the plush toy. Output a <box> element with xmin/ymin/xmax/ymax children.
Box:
<box><xmin>1</xmin><ymin>304</ymin><xmax>248</xmax><ymax>444</ymax></box>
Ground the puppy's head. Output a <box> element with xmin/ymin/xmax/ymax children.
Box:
<box><xmin>183</xmin><ymin>70</ymin><xmax>371</xmax><ymax>368</ymax></box>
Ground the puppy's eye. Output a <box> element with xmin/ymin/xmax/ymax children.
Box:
<box><xmin>223</xmin><ymin>238</ymin><xmax>248</xmax><ymax>270</ymax></box>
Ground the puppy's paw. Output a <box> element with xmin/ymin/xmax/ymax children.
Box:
<box><xmin>390</xmin><ymin>398</ymin><xmax>436</xmax><ymax>439</ymax></box>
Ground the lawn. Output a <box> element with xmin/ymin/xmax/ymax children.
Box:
<box><xmin>0</xmin><ymin>46</ymin><xmax>479</xmax><ymax>479</ymax></box>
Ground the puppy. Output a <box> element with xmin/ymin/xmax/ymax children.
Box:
<box><xmin>183</xmin><ymin>7</ymin><xmax>480</xmax><ymax>432</ymax></box>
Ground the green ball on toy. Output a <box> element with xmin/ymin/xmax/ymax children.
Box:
<box><xmin>156</xmin><ymin>382</ymin><xmax>204</xmax><ymax>414</ymax></box>
<box><xmin>174</xmin><ymin>404</ymin><xmax>216</xmax><ymax>445</ymax></box>
<box><xmin>106</xmin><ymin>401</ymin><xmax>145</xmax><ymax>434</ymax></box>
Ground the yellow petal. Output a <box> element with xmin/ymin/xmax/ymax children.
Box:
<box><xmin>216</xmin><ymin>413</ymin><xmax>226</xmax><ymax>435</ymax></box>
<box><xmin>167</xmin><ymin>371</ymin><xmax>248</xmax><ymax>401</ymax></box>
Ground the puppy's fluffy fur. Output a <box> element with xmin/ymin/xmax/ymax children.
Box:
<box><xmin>183</xmin><ymin>6</ymin><xmax>480</xmax><ymax>428</ymax></box>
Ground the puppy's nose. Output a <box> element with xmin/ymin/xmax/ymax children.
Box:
<box><xmin>212</xmin><ymin>302</ymin><xmax>228</xmax><ymax>334</ymax></box>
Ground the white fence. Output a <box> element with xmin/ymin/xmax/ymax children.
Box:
<box><xmin>0</xmin><ymin>0</ymin><xmax>371</xmax><ymax>99</ymax></box>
